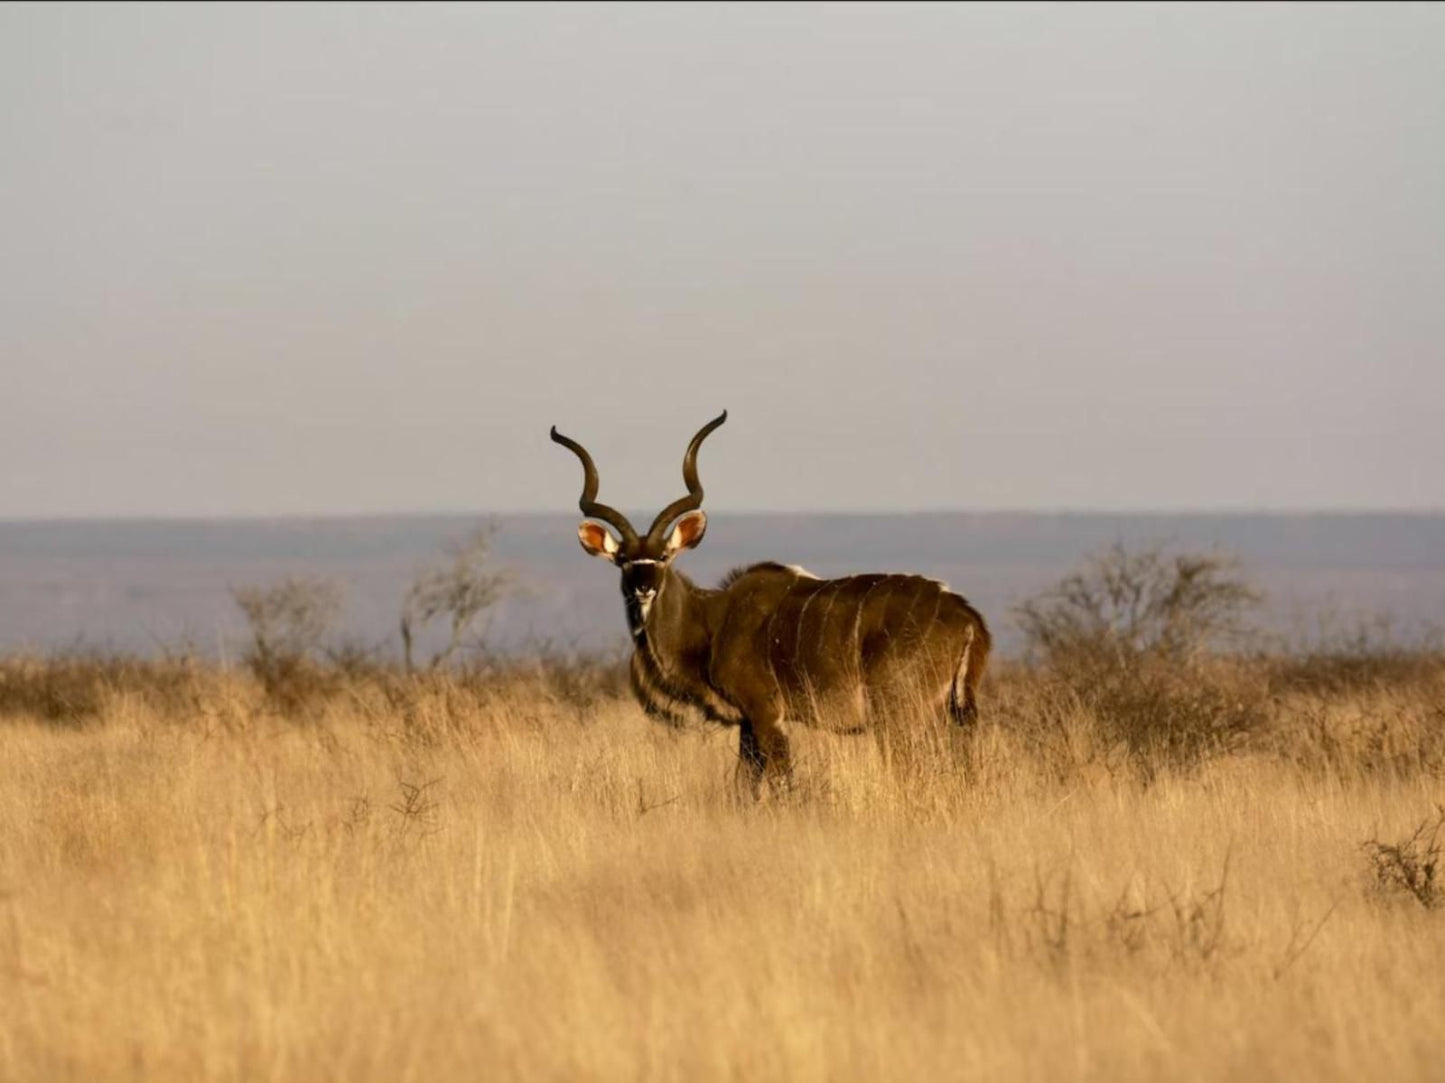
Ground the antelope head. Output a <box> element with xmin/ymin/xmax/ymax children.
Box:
<box><xmin>550</xmin><ymin>412</ymin><xmax>727</xmax><ymax>641</ymax></box>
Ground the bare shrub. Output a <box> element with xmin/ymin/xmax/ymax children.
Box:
<box><xmin>1020</xmin><ymin>859</ymin><xmax>1235</xmax><ymax>975</ymax></box>
<box><xmin>400</xmin><ymin>526</ymin><xmax>513</xmax><ymax>673</ymax></box>
<box><xmin>389</xmin><ymin>777</ymin><xmax>442</xmax><ymax>839</ymax></box>
<box><xmin>324</xmin><ymin>637</ymin><xmax>391</xmax><ymax>681</ymax></box>
<box><xmin>1014</xmin><ymin>544</ymin><xmax>1266</xmax><ymax>775</ymax></box>
<box><xmin>1363</xmin><ymin>806</ymin><xmax>1445</xmax><ymax>910</ymax></box>
<box><xmin>231</xmin><ymin>576</ymin><xmax>343</xmax><ymax>707</ymax></box>
<box><xmin>0</xmin><ymin>654</ymin><xmax>206</xmax><ymax>727</ymax></box>
<box><xmin>1016</xmin><ymin>542</ymin><xmax>1262</xmax><ymax>665</ymax></box>
<box><xmin>1091</xmin><ymin>656</ymin><xmax>1266</xmax><ymax>778</ymax></box>
<box><xmin>1267</xmin><ymin>616</ymin><xmax>1445</xmax><ymax>697</ymax></box>
<box><xmin>1269</xmin><ymin>693</ymin><xmax>1445</xmax><ymax>783</ymax></box>
<box><xmin>0</xmin><ymin>656</ymin><xmax>109</xmax><ymax>725</ymax></box>
<box><xmin>1272</xmin><ymin>650</ymin><xmax>1444</xmax><ymax>698</ymax></box>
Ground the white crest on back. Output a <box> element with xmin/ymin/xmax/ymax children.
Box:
<box><xmin>783</xmin><ymin>564</ymin><xmax>820</xmax><ymax>580</ymax></box>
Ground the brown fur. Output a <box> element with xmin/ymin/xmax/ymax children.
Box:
<box><xmin>552</xmin><ymin>413</ymin><xmax>991</xmax><ymax>795</ymax></box>
<box><xmin>634</xmin><ymin>562</ymin><xmax>990</xmax><ymax>795</ymax></box>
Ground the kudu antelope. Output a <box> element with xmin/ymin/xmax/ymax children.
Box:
<box><xmin>550</xmin><ymin>412</ymin><xmax>991</xmax><ymax>793</ymax></box>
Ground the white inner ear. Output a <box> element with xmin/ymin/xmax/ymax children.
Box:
<box><xmin>665</xmin><ymin>511</ymin><xmax>706</xmax><ymax>557</ymax></box>
<box><xmin>579</xmin><ymin>522</ymin><xmax>621</xmax><ymax>563</ymax></box>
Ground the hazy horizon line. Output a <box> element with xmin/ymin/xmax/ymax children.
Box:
<box><xmin>2</xmin><ymin>505</ymin><xmax>1443</xmax><ymax>527</ymax></box>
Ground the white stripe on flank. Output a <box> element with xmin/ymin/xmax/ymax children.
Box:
<box><xmin>792</xmin><ymin>584</ymin><xmax>820</xmax><ymax>664</ymax></box>
<box><xmin>764</xmin><ymin>576</ymin><xmax>800</xmax><ymax>705</ymax></box>
<box><xmin>900</xmin><ymin>579</ymin><xmax>924</xmax><ymax>640</ymax></box>
<box><xmin>816</xmin><ymin>578</ymin><xmax>844</xmax><ymax>639</ymax></box>
<box><xmin>922</xmin><ymin>586</ymin><xmax>943</xmax><ymax>637</ymax></box>
<box><xmin>851</xmin><ymin>578</ymin><xmax>882</xmax><ymax>660</ymax></box>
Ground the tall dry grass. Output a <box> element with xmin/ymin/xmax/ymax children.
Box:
<box><xmin>2</xmin><ymin>652</ymin><xmax>1443</xmax><ymax>1081</ymax></box>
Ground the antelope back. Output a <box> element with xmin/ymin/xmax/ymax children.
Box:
<box><xmin>713</xmin><ymin>564</ymin><xmax>986</xmax><ymax>728</ymax></box>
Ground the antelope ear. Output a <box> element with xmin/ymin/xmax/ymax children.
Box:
<box><xmin>577</xmin><ymin>521</ymin><xmax>621</xmax><ymax>563</ymax></box>
<box><xmin>664</xmin><ymin>510</ymin><xmax>708</xmax><ymax>557</ymax></box>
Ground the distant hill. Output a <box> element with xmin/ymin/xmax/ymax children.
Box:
<box><xmin>1</xmin><ymin>512</ymin><xmax>1441</xmax><ymax>658</ymax></box>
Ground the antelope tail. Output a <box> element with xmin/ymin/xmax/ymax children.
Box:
<box><xmin>946</xmin><ymin>611</ymin><xmax>992</xmax><ymax>726</ymax></box>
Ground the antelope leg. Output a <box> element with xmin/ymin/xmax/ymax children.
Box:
<box><xmin>734</xmin><ymin>713</ymin><xmax>792</xmax><ymax>799</ymax></box>
<box><xmin>736</xmin><ymin>719</ymin><xmax>766</xmax><ymax>796</ymax></box>
<box><xmin>753</xmin><ymin>711</ymin><xmax>793</xmax><ymax>793</ymax></box>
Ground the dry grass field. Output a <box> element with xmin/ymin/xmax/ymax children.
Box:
<box><xmin>2</xmin><ymin>649</ymin><xmax>1443</xmax><ymax>1082</ymax></box>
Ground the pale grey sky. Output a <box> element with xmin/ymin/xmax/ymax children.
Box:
<box><xmin>2</xmin><ymin>2</ymin><xmax>1442</xmax><ymax>518</ymax></box>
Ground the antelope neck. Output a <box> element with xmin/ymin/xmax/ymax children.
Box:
<box><xmin>639</xmin><ymin>568</ymin><xmax>716</xmax><ymax>662</ymax></box>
